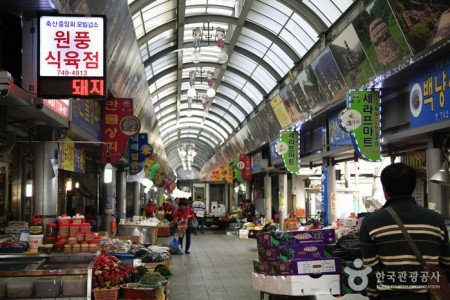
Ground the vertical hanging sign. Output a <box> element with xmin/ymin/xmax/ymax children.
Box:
<box><xmin>239</xmin><ymin>154</ymin><xmax>252</xmax><ymax>182</ymax></box>
<box><xmin>339</xmin><ymin>90</ymin><xmax>381</xmax><ymax>162</ymax></box>
<box><xmin>276</xmin><ymin>129</ymin><xmax>300</xmax><ymax>173</ymax></box>
<box><xmin>129</xmin><ymin>133</ymin><xmax>153</xmax><ymax>175</ymax></box>
<box><xmin>102</xmin><ymin>98</ymin><xmax>140</xmax><ymax>164</ymax></box>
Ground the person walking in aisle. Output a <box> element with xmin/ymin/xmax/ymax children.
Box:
<box><xmin>145</xmin><ymin>200</ymin><xmax>157</xmax><ymax>218</ymax></box>
<box><xmin>192</xmin><ymin>195</ymin><xmax>206</xmax><ymax>234</ymax></box>
<box><xmin>173</xmin><ymin>199</ymin><xmax>195</xmax><ymax>254</ymax></box>
<box><xmin>360</xmin><ymin>163</ymin><xmax>450</xmax><ymax>300</ymax></box>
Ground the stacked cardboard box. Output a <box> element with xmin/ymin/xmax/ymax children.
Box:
<box><xmin>252</xmin><ymin>229</ymin><xmax>341</xmax><ymax>296</ymax></box>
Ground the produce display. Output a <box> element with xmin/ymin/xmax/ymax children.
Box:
<box><xmin>139</xmin><ymin>272</ymin><xmax>166</xmax><ymax>286</ymax></box>
<box><xmin>100</xmin><ymin>238</ymin><xmax>131</xmax><ymax>254</ymax></box>
<box><xmin>130</xmin><ymin>244</ymin><xmax>171</xmax><ymax>263</ymax></box>
<box><xmin>154</xmin><ymin>264</ymin><xmax>172</xmax><ymax>277</ymax></box>
<box><xmin>91</xmin><ymin>252</ymin><xmax>139</xmax><ymax>290</ymax></box>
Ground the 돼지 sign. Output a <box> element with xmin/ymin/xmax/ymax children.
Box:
<box><xmin>38</xmin><ymin>15</ymin><xmax>106</xmax><ymax>99</ymax></box>
<box><xmin>339</xmin><ymin>90</ymin><xmax>381</xmax><ymax>162</ymax></box>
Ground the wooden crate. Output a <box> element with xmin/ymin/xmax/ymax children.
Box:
<box><xmin>157</xmin><ymin>227</ymin><xmax>170</xmax><ymax>237</ymax></box>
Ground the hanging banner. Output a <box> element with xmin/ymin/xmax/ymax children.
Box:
<box><xmin>339</xmin><ymin>90</ymin><xmax>381</xmax><ymax>162</ymax></box>
<box><xmin>74</xmin><ymin>144</ymin><xmax>85</xmax><ymax>173</ymax></box>
<box><xmin>234</xmin><ymin>157</ymin><xmax>244</xmax><ymax>183</ymax></box>
<box><xmin>269</xmin><ymin>138</ymin><xmax>283</xmax><ymax>165</ymax></box>
<box><xmin>409</xmin><ymin>54</ymin><xmax>450</xmax><ymax>128</ymax></box>
<box><xmin>102</xmin><ymin>98</ymin><xmax>139</xmax><ymax>164</ymax></box>
<box><xmin>129</xmin><ymin>133</ymin><xmax>153</xmax><ymax>176</ymax></box>
<box><xmin>59</xmin><ymin>138</ymin><xmax>75</xmax><ymax>172</ymax></box>
<box><xmin>72</xmin><ymin>99</ymin><xmax>102</xmax><ymax>140</ymax></box>
<box><xmin>276</xmin><ymin>129</ymin><xmax>300</xmax><ymax>174</ymax></box>
<box><xmin>240</xmin><ymin>154</ymin><xmax>251</xmax><ymax>182</ymax></box>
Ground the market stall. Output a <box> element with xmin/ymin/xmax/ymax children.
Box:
<box><xmin>118</xmin><ymin>223</ymin><xmax>158</xmax><ymax>245</ymax></box>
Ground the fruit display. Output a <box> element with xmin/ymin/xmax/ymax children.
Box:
<box><xmin>91</xmin><ymin>251</ymin><xmax>139</xmax><ymax>290</ymax></box>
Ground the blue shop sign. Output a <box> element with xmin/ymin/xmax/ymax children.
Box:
<box><xmin>410</xmin><ymin>55</ymin><xmax>450</xmax><ymax>128</ymax></box>
<box><xmin>269</xmin><ymin>138</ymin><xmax>283</xmax><ymax>165</ymax></box>
<box><xmin>328</xmin><ymin>111</ymin><xmax>351</xmax><ymax>150</ymax></box>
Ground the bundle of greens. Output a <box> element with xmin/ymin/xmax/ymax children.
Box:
<box><xmin>154</xmin><ymin>264</ymin><xmax>172</xmax><ymax>277</ymax></box>
<box><xmin>139</xmin><ymin>272</ymin><xmax>165</xmax><ymax>286</ymax></box>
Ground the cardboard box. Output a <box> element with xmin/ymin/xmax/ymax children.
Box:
<box><xmin>144</xmin><ymin>258</ymin><xmax>171</xmax><ymax>270</ymax></box>
<box><xmin>116</xmin><ymin>235</ymin><xmax>141</xmax><ymax>244</ymax></box>
<box><xmin>97</xmin><ymin>231</ymin><xmax>109</xmax><ymax>237</ymax></box>
<box><xmin>157</xmin><ymin>227</ymin><xmax>170</xmax><ymax>237</ymax></box>
<box><xmin>257</xmin><ymin>229</ymin><xmax>335</xmax><ymax>249</ymax></box>
<box><xmin>341</xmin><ymin>218</ymin><xmax>358</xmax><ymax>228</ymax></box>
<box><xmin>253</xmin><ymin>260</ymin><xmax>272</xmax><ymax>275</ymax></box>
<box><xmin>257</xmin><ymin>243</ymin><xmax>326</xmax><ymax>261</ymax></box>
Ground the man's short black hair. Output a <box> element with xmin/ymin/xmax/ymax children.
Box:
<box><xmin>380</xmin><ymin>162</ymin><xmax>416</xmax><ymax>197</ymax></box>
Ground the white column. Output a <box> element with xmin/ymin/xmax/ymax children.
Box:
<box><xmin>427</xmin><ymin>148</ymin><xmax>442</xmax><ymax>212</ymax></box>
<box><xmin>279</xmin><ymin>173</ymin><xmax>288</xmax><ymax>230</ymax></box>
<box><xmin>264</xmin><ymin>173</ymin><xmax>272</xmax><ymax>220</ymax></box>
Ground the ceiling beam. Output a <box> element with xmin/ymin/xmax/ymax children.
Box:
<box><xmin>176</xmin><ymin>0</ymin><xmax>187</xmax><ymax>131</ymax></box>
<box><xmin>137</xmin><ymin>20</ymin><xmax>176</xmax><ymax>47</ymax></box>
<box><xmin>129</xmin><ymin>0</ymin><xmax>157</xmax><ymax>16</ymax></box>
<box><xmin>280</xmin><ymin>0</ymin><xmax>328</xmax><ymax>34</ymax></box>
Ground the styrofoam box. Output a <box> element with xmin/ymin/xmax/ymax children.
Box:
<box><xmin>315</xmin><ymin>294</ymin><xmax>369</xmax><ymax>299</ymax></box>
<box><xmin>342</xmin><ymin>218</ymin><xmax>358</xmax><ymax>228</ymax></box>
<box><xmin>239</xmin><ymin>229</ymin><xmax>249</xmax><ymax>239</ymax></box>
<box><xmin>252</xmin><ymin>273</ymin><xmax>340</xmax><ymax>296</ymax></box>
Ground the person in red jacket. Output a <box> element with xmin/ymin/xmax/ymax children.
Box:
<box><xmin>145</xmin><ymin>200</ymin><xmax>157</xmax><ymax>218</ymax></box>
<box><xmin>173</xmin><ymin>199</ymin><xmax>195</xmax><ymax>254</ymax></box>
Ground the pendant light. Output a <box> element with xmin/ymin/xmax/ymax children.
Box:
<box><xmin>25</xmin><ymin>171</ymin><xmax>33</xmax><ymax>197</ymax></box>
<box><xmin>104</xmin><ymin>146</ymin><xmax>113</xmax><ymax>184</ymax></box>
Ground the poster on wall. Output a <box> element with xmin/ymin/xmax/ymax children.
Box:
<box><xmin>270</xmin><ymin>95</ymin><xmax>292</xmax><ymax>129</ymax></box>
<box><xmin>329</xmin><ymin>25</ymin><xmax>375</xmax><ymax>89</ymax></box>
<box><xmin>38</xmin><ymin>15</ymin><xmax>107</xmax><ymax>98</ymax></box>
<box><xmin>409</xmin><ymin>53</ymin><xmax>450</xmax><ymax>128</ymax></box>
<box><xmin>129</xmin><ymin>133</ymin><xmax>153</xmax><ymax>175</ymax></box>
<box><xmin>389</xmin><ymin>0</ymin><xmax>450</xmax><ymax>55</ymax></box>
<box><xmin>351</xmin><ymin>0</ymin><xmax>412</xmax><ymax>76</ymax></box>
<box><xmin>339</xmin><ymin>90</ymin><xmax>381</xmax><ymax>162</ymax></box>
<box><xmin>311</xmin><ymin>47</ymin><xmax>348</xmax><ymax>106</ymax></box>
<box><xmin>295</xmin><ymin>66</ymin><xmax>327</xmax><ymax>114</ymax></box>
<box><xmin>279</xmin><ymin>84</ymin><xmax>304</xmax><ymax>123</ymax></box>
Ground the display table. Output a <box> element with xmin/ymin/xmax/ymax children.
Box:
<box><xmin>0</xmin><ymin>252</ymin><xmax>96</xmax><ymax>299</ymax></box>
<box><xmin>118</xmin><ymin>224</ymin><xmax>158</xmax><ymax>245</ymax></box>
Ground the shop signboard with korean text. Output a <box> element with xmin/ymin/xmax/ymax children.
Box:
<box><xmin>276</xmin><ymin>129</ymin><xmax>300</xmax><ymax>174</ymax></box>
<box><xmin>328</xmin><ymin>111</ymin><xmax>352</xmax><ymax>151</ymax></box>
<box><xmin>409</xmin><ymin>54</ymin><xmax>450</xmax><ymax>128</ymax></box>
<box><xmin>38</xmin><ymin>15</ymin><xmax>106</xmax><ymax>98</ymax></box>
<box><xmin>239</xmin><ymin>154</ymin><xmax>251</xmax><ymax>182</ymax></box>
<box><xmin>129</xmin><ymin>133</ymin><xmax>153</xmax><ymax>175</ymax></box>
<box><xmin>269</xmin><ymin>138</ymin><xmax>283</xmax><ymax>165</ymax></box>
<box><xmin>339</xmin><ymin>90</ymin><xmax>381</xmax><ymax>162</ymax></box>
<box><xmin>72</xmin><ymin>99</ymin><xmax>102</xmax><ymax>140</ymax></box>
<box><xmin>102</xmin><ymin>98</ymin><xmax>140</xmax><ymax>164</ymax></box>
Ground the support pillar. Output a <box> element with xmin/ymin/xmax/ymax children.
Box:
<box><xmin>101</xmin><ymin>168</ymin><xmax>116</xmax><ymax>235</ymax></box>
<box><xmin>33</xmin><ymin>142</ymin><xmax>58</xmax><ymax>227</ymax></box>
<box><xmin>117</xmin><ymin>169</ymin><xmax>127</xmax><ymax>221</ymax></box>
<box><xmin>427</xmin><ymin>148</ymin><xmax>442</xmax><ymax>211</ymax></box>
<box><xmin>264</xmin><ymin>173</ymin><xmax>272</xmax><ymax>220</ymax></box>
<box><xmin>133</xmin><ymin>181</ymin><xmax>141</xmax><ymax>218</ymax></box>
<box><xmin>279</xmin><ymin>173</ymin><xmax>288</xmax><ymax>230</ymax></box>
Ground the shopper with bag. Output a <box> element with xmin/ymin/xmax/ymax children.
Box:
<box><xmin>360</xmin><ymin>163</ymin><xmax>450</xmax><ymax>300</ymax></box>
<box><xmin>192</xmin><ymin>196</ymin><xmax>206</xmax><ymax>234</ymax></box>
<box><xmin>173</xmin><ymin>199</ymin><xmax>195</xmax><ymax>254</ymax></box>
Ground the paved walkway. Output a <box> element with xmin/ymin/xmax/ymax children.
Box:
<box><xmin>158</xmin><ymin>229</ymin><xmax>261</xmax><ymax>300</ymax></box>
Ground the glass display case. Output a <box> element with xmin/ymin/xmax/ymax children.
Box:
<box><xmin>0</xmin><ymin>252</ymin><xmax>96</xmax><ymax>299</ymax></box>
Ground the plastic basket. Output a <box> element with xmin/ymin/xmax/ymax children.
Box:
<box><xmin>92</xmin><ymin>288</ymin><xmax>119</xmax><ymax>300</ymax></box>
<box><xmin>121</xmin><ymin>284</ymin><xmax>165</xmax><ymax>300</ymax></box>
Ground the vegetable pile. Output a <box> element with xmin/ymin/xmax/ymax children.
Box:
<box><xmin>92</xmin><ymin>252</ymin><xmax>139</xmax><ymax>290</ymax></box>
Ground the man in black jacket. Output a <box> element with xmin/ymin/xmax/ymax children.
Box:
<box><xmin>360</xmin><ymin>162</ymin><xmax>450</xmax><ymax>299</ymax></box>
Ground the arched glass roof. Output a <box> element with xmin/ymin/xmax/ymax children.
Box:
<box><xmin>128</xmin><ymin>0</ymin><xmax>353</xmax><ymax>175</ymax></box>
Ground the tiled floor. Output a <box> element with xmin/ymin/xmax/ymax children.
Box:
<box><xmin>158</xmin><ymin>229</ymin><xmax>261</xmax><ymax>300</ymax></box>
